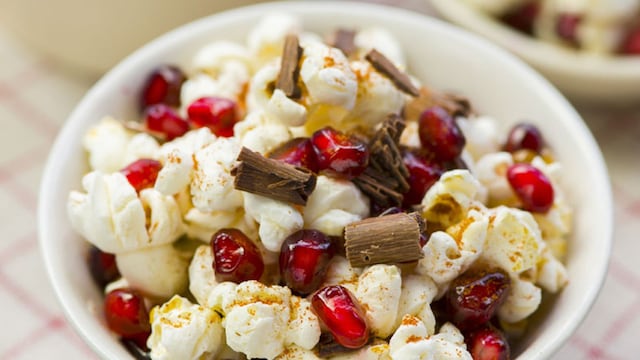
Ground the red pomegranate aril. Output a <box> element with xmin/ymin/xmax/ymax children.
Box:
<box><xmin>466</xmin><ymin>324</ymin><xmax>511</xmax><ymax>360</ymax></box>
<box><xmin>269</xmin><ymin>137</ymin><xmax>319</xmax><ymax>173</ymax></box>
<box><xmin>311</xmin><ymin>127</ymin><xmax>369</xmax><ymax>179</ymax></box>
<box><xmin>506</xmin><ymin>163</ymin><xmax>554</xmax><ymax>213</ymax></box>
<box><xmin>121</xmin><ymin>159</ymin><xmax>162</xmax><ymax>193</ymax></box>
<box><xmin>280</xmin><ymin>229</ymin><xmax>335</xmax><ymax>295</ymax></box>
<box><xmin>212</xmin><ymin>228</ymin><xmax>264</xmax><ymax>283</ymax></box>
<box><xmin>418</xmin><ymin>106</ymin><xmax>466</xmax><ymax>162</ymax></box>
<box><xmin>140</xmin><ymin>65</ymin><xmax>185</xmax><ymax>110</ymax></box>
<box><xmin>187</xmin><ymin>96</ymin><xmax>238</xmax><ymax>137</ymax></box>
<box><xmin>144</xmin><ymin>104</ymin><xmax>190</xmax><ymax>141</ymax></box>
<box><xmin>402</xmin><ymin>149</ymin><xmax>443</xmax><ymax>208</ymax></box>
<box><xmin>88</xmin><ymin>246</ymin><xmax>120</xmax><ymax>288</ymax></box>
<box><xmin>500</xmin><ymin>1</ymin><xmax>540</xmax><ymax>35</ymax></box>
<box><xmin>444</xmin><ymin>269</ymin><xmax>511</xmax><ymax>331</ymax></box>
<box><xmin>104</xmin><ymin>288</ymin><xmax>151</xmax><ymax>339</ymax></box>
<box><xmin>620</xmin><ymin>26</ymin><xmax>640</xmax><ymax>55</ymax></box>
<box><xmin>555</xmin><ymin>13</ymin><xmax>582</xmax><ymax>45</ymax></box>
<box><xmin>311</xmin><ymin>285</ymin><xmax>370</xmax><ymax>349</ymax></box>
<box><xmin>503</xmin><ymin>122</ymin><xmax>544</xmax><ymax>154</ymax></box>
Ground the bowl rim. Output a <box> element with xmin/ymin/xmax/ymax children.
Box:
<box><xmin>38</xmin><ymin>1</ymin><xmax>613</xmax><ymax>359</ymax></box>
<box><xmin>430</xmin><ymin>0</ymin><xmax>640</xmax><ymax>79</ymax></box>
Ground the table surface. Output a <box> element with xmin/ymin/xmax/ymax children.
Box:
<box><xmin>1</xmin><ymin>0</ymin><xmax>639</xmax><ymax>359</ymax></box>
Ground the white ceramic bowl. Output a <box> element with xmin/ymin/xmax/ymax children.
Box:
<box><xmin>430</xmin><ymin>0</ymin><xmax>640</xmax><ymax>106</ymax></box>
<box><xmin>38</xmin><ymin>1</ymin><xmax>613</xmax><ymax>359</ymax></box>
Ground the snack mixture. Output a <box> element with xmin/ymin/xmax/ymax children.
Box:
<box><xmin>67</xmin><ymin>13</ymin><xmax>571</xmax><ymax>360</ymax></box>
<box><xmin>463</xmin><ymin>0</ymin><xmax>640</xmax><ymax>54</ymax></box>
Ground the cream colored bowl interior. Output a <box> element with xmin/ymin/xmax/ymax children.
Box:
<box><xmin>39</xmin><ymin>2</ymin><xmax>612</xmax><ymax>359</ymax></box>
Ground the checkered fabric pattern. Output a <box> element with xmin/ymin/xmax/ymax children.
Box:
<box><xmin>0</xmin><ymin>0</ymin><xmax>638</xmax><ymax>358</ymax></box>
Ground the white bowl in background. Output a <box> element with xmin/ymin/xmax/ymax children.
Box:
<box><xmin>38</xmin><ymin>1</ymin><xmax>613</xmax><ymax>359</ymax></box>
<box><xmin>430</xmin><ymin>0</ymin><xmax>640</xmax><ymax>107</ymax></box>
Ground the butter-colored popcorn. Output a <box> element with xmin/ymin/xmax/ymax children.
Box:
<box><xmin>116</xmin><ymin>242</ymin><xmax>189</xmax><ymax>299</ymax></box>
<box><xmin>243</xmin><ymin>192</ymin><xmax>304</xmax><ymax>252</ymax></box>
<box><xmin>276</xmin><ymin>346</ymin><xmax>321</xmax><ymax>360</ymax></box>
<box><xmin>498</xmin><ymin>277</ymin><xmax>542</xmax><ymax>323</ymax></box>
<box><xmin>421</xmin><ymin>169</ymin><xmax>488</xmax><ymax>227</ymax></box>
<box><xmin>267</xmin><ymin>89</ymin><xmax>308</xmax><ymax>127</ymax></box>
<box><xmin>329</xmin><ymin>341</ymin><xmax>392</xmax><ymax>360</ymax></box>
<box><xmin>183</xmin><ymin>207</ymin><xmax>257</xmax><ymax>243</ymax></box>
<box><xmin>457</xmin><ymin>116</ymin><xmax>502</xmax><ymax>161</ymax></box>
<box><xmin>417</xmin><ymin>209</ymin><xmax>488</xmax><ymax>288</ymax></box>
<box><xmin>303</xmin><ymin>175</ymin><xmax>370</xmax><ymax>237</ymax></box>
<box><xmin>191</xmin><ymin>137</ymin><xmax>244</xmax><ymax>212</ymax></box>
<box><xmin>343</xmin><ymin>60</ymin><xmax>406</xmax><ymax>133</ymax></box>
<box><xmin>535</xmin><ymin>244</ymin><xmax>569</xmax><ymax>293</ymax></box>
<box><xmin>400</xmin><ymin>120</ymin><xmax>421</xmax><ymax>148</ymax></box>
<box><xmin>248</xmin><ymin>13</ymin><xmax>302</xmax><ymax>64</ymax></box>
<box><xmin>83</xmin><ymin>117</ymin><xmax>160</xmax><ymax>173</ymax></box>
<box><xmin>530</xmin><ymin>157</ymin><xmax>573</xmax><ymax>240</ymax></box>
<box><xmin>223</xmin><ymin>281</ymin><xmax>292</xmax><ymax>360</ymax></box>
<box><xmin>356</xmin><ymin>265</ymin><xmax>402</xmax><ymax>338</ymax></box>
<box><xmin>68</xmin><ymin>172</ymin><xmax>184</xmax><ymax>254</ymax></box>
<box><xmin>354</xmin><ymin>27</ymin><xmax>406</xmax><ymax>68</ymax></box>
<box><xmin>389</xmin><ymin>316</ymin><xmax>472</xmax><ymax>360</ymax></box>
<box><xmin>155</xmin><ymin>128</ymin><xmax>217</xmax><ymax>196</ymax></box>
<box><xmin>233</xmin><ymin>110</ymin><xmax>293</xmax><ymax>154</ymax></box>
<box><xmin>322</xmin><ymin>256</ymin><xmax>362</xmax><ymax>294</ymax></box>
<box><xmin>192</xmin><ymin>40</ymin><xmax>253</xmax><ymax>75</ymax></box>
<box><xmin>396</xmin><ymin>274</ymin><xmax>439</xmax><ymax>335</ymax></box>
<box><xmin>474</xmin><ymin>151</ymin><xmax>518</xmax><ymax>208</ymax></box>
<box><xmin>148</xmin><ymin>295</ymin><xmax>224</xmax><ymax>360</ymax></box>
<box><xmin>180</xmin><ymin>62</ymin><xmax>250</xmax><ymax>110</ymax></box>
<box><xmin>482</xmin><ymin>206</ymin><xmax>543</xmax><ymax>275</ymax></box>
<box><xmin>285</xmin><ymin>296</ymin><xmax>321</xmax><ymax>350</ymax></box>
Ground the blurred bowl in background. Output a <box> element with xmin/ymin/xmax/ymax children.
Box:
<box><xmin>430</xmin><ymin>0</ymin><xmax>640</xmax><ymax>107</ymax></box>
<box><xmin>0</xmin><ymin>0</ymin><xmax>270</xmax><ymax>75</ymax></box>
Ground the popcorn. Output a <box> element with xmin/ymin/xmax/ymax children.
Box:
<box><xmin>356</xmin><ymin>265</ymin><xmax>402</xmax><ymax>338</ymax></box>
<box><xmin>497</xmin><ymin>277</ymin><xmax>542</xmax><ymax>323</ymax></box>
<box><xmin>116</xmin><ymin>242</ymin><xmax>189</xmax><ymax>299</ymax></box>
<box><xmin>285</xmin><ymin>296</ymin><xmax>321</xmax><ymax>350</ymax></box>
<box><xmin>183</xmin><ymin>207</ymin><xmax>256</xmax><ymax>243</ymax></box>
<box><xmin>267</xmin><ymin>89</ymin><xmax>308</xmax><ymax>127</ymax></box>
<box><xmin>191</xmin><ymin>137</ymin><xmax>244</xmax><ymax>212</ymax></box>
<box><xmin>68</xmin><ymin>172</ymin><xmax>184</xmax><ymax>254</ymax></box>
<box><xmin>148</xmin><ymin>295</ymin><xmax>224</xmax><ymax>360</ymax></box>
<box><xmin>233</xmin><ymin>110</ymin><xmax>293</xmax><ymax>154</ymax></box>
<box><xmin>248</xmin><ymin>13</ymin><xmax>302</xmax><ymax>64</ymax></box>
<box><xmin>243</xmin><ymin>192</ymin><xmax>304</xmax><ymax>252</ymax></box>
<box><xmin>457</xmin><ymin>116</ymin><xmax>502</xmax><ymax>161</ymax></box>
<box><xmin>180</xmin><ymin>62</ymin><xmax>250</xmax><ymax>110</ymax></box>
<box><xmin>223</xmin><ymin>281</ymin><xmax>292</xmax><ymax>359</ymax></box>
<box><xmin>389</xmin><ymin>316</ymin><xmax>472</xmax><ymax>360</ymax></box>
<box><xmin>354</xmin><ymin>27</ymin><xmax>406</xmax><ymax>68</ymax></box>
<box><xmin>192</xmin><ymin>41</ymin><xmax>253</xmax><ymax>74</ymax></box>
<box><xmin>303</xmin><ymin>175</ymin><xmax>370</xmax><ymax>236</ymax></box>
<box><xmin>421</xmin><ymin>169</ymin><xmax>488</xmax><ymax>227</ymax></box>
<box><xmin>187</xmin><ymin>245</ymin><xmax>221</xmax><ymax>307</ymax></box>
<box><xmin>329</xmin><ymin>342</ymin><xmax>391</xmax><ymax>360</ymax></box>
<box><xmin>276</xmin><ymin>346</ymin><xmax>322</xmax><ymax>360</ymax></box>
<box><xmin>474</xmin><ymin>151</ymin><xmax>517</xmax><ymax>207</ymax></box>
<box><xmin>322</xmin><ymin>255</ymin><xmax>362</xmax><ymax>294</ymax></box>
<box><xmin>397</xmin><ymin>274</ymin><xmax>439</xmax><ymax>335</ymax></box>
<box><xmin>535</xmin><ymin>244</ymin><xmax>569</xmax><ymax>293</ymax></box>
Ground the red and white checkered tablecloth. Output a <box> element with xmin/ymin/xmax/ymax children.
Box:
<box><xmin>0</xmin><ymin>0</ymin><xmax>638</xmax><ymax>359</ymax></box>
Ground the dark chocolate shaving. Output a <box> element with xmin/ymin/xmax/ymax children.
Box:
<box><xmin>353</xmin><ymin>114</ymin><xmax>409</xmax><ymax>207</ymax></box>
<box><xmin>365</xmin><ymin>49</ymin><xmax>420</xmax><ymax>97</ymax></box>
<box><xmin>329</xmin><ymin>28</ymin><xmax>357</xmax><ymax>57</ymax></box>
<box><xmin>276</xmin><ymin>34</ymin><xmax>303</xmax><ymax>98</ymax></box>
<box><xmin>232</xmin><ymin>147</ymin><xmax>316</xmax><ymax>205</ymax></box>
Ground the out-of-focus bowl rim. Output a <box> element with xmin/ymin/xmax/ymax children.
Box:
<box><xmin>38</xmin><ymin>1</ymin><xmax>613</xmax><ymax>359</ymax></box>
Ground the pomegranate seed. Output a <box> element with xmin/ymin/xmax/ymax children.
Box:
<box><xmin>279</xmin><ymin>229</ymin><xmax>335</xmax><ymax>295</ymax></box>
<box><xmin>503</xmin><ymin>123</ymin><xmax>544</xmax><ymax>154</ymax></box>
<box><xmin>88</xmin><ymin>246</ymin><xmax>120</xmax><ymax>288</ymax></box>
<box><xmin>120</xmin><ymin>159</ymin><xmax>162</xmax><ymax>193</ymax></box>
<box><xmin>143</xmin><ymin>104</ymin><xmax>189</xmax><ymax>141</ymax></box>
<box><xmin>187</xmin><ymin>97</ymin><xmax>238</xmax><ymax>137</ymax></box>
<box><xmin>311</xmin><ymin>127</ymin><xmax>369</xmax><ymax>179</ymax></box>
<box><xmin>506</xmin><ymin>163</ymin><xmax>554</xmax><ymax>213</ymax></box>
<box><xmin>555</xmin><ymin>13</ymin><xmax>581</xmax><ymax>45</ymax></box>
<box><xmin>444</xmin><ymin>269</ymin><xmax>511</xmax><ymax>331</ymax></box>
<box><xmin>311</xmin><ymin>285</ymin><xmax>370</xmax><ymax>349</ymax></box>
<box><xmin>140</xmin><ymin>65</ymin><xmax>185</xmax><ymax>110</ymax></box>
<box><xmin>466</xmin><ymin>324</ymin><xmax>511</xmax><ymax>360</ymax></box>
<box><xmin>500</xmin><ymin>1</ymin><xmax>540</xmax><ymax>35</ymax></box>
<box><xmin>104</xmin><ymin>288</ymin><xmax>150</xmax><ymax>340</ymax></box>
<box><xmin>211</xmin><ymin>228</ymin><xmax>264</xmax><ymax>283</ymax></box>
<box><xmin>418</xmin><ymin>106</ymin><xmax>466</xmax><ymax>162</ymax></box>
<box><xmin>620</xmin><ymin>26</ymin><xmax>640</xmax><ymax>55</ymax></box>
<box><xmin>402</xmin><ymin>149</ymin><xmax>443</xmax><ymax>207</ymax></box>
<box><xmin>269</xmin><ymin>137</ymin><xmax>319</xmax><ymax>173</ymax></box>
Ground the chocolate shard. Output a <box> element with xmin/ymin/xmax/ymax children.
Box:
<box><xmin>344</xmin><ymin>212</ymin><xmax>425</xmax><ymax>267</ymax></box>
<box><xmin>403</xmin><ymin>87</ymin><xmax>473</xmax><ymax>122</ymax></box>
<box><xmin>365</xmin><ymin>49</ymin><xmax>420</xmax><ymax>97</ymax></box>
<box><xmin>232</xmin><ymin>147</ymin><xmax>316</xmax><ymax>205</ymax></box>
<box><xmin>329</xmin><ymin>28</ymin><xmax>357</xmax><ymax>57</ymax></box>
<box><xmin>276</xmin><ymin>34</ymin><xmax>303</xmax><ymax>98</ymax></box>
<box><xmin>353</xmin><ymin>114</ymin><xmax>410</xmax><ymax>207</ymax></box>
